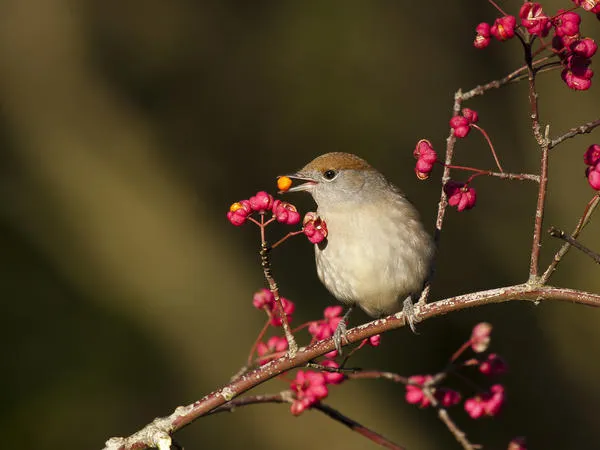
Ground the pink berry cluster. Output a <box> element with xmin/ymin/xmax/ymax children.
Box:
<box><xmin>256</xmin><ymin>335</ymin><xmax>289</xmax><ymax>365</ymax></box>
<box><xmin>252</xmin><ymin>298</ymin><xmax>380</xmax><ymax>367</ymax></box>
<box><xmin>308</xmin><ymin>306</ymin><xmax>344</xmax><ymax>340</ymax></box>
<box><xmin>405</xmin><ymin>375</ymin><xmax>462</xmax><ymax>408</ymax></box>
<box><xmin>413</xmin><ymin>139</ymin><xmax>438</xmax><ymax>180</ymax></box>
<box><xmin>474</xmin><ymin>2</ymin><xmax>598</xmax><ymax>90</ymax></box>
<box><xmin>290</xmin><ymin>361</ymin><xmax>344</xmax><ymax>415</ymax></box>
<box><xmin>414</xmin><ymin>107</ymin><xmax>491</xmax><ymax>211</ymax></box>
<box><xmin>444</xmin><ymin>180</ymin><xmax>478</xmax><ymax>212</ymax></box>
<box><xmin>252</xmin><ymin>288</ymin><xmax>294</xmax><ymax>365</ymax></box>
<box><xmin>227</xmin><ymin>191</ymin><xmax>300</xmax><ymax>226</ymax></box>
<box><xmin>302</xmin><ymin>212</ymin><xmax>328</xmax><ymax>244</ymax></box>
<box><xmin>253</xmin><ymin>288</ymin><xmax>295</xmax><ymax>327</ymax></box>
<box><xmin>404</xmin><ymin>322</ymin><xmax>509</xmax><ymax>421</ymax></box>
<box><xmin>584</xmin><ymin>143</ymin><xmax>600</xmax><ymax>189</ymax></box>
<box><xmin>464</xmin><ymin>384</ymin><xmax>506</xmax><ymax>419</ymax></box>
<box><xmin>288</xmin><ymin>317</ymin><xmax>380</xmax><ymax>416</ymax></box>
<box><xmin>227</xmin><ymin>190</ymin><xmax>328</xmax><ymax>244</ymax></box>
<box><xmin>307</xmin><ymin>306</ymin><xmax>380</xmax><ymax>359</ymax></box>
<box><xmin>275</xmin><ymin>305</ymin><xmax>381</xmax><ymax>415</ymax></box>
<box><xmin>449</xmin><ymin>108</ymin><xmax>479</xmax><ymax>138</ymax></box>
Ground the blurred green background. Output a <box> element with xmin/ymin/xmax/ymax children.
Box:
<box><xmin>0</xmin><ymin>1</ymin><xmax>599</xmax><ymax>449</ymax></box>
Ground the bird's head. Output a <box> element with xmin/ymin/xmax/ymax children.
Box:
<box><xmin>282</xmin><ymin>152</ymin><xmax>389</xmax><ymax>208</ymax></box>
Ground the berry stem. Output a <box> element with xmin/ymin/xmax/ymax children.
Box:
<box><xmin>313</xmin><ymin>403</ymin><xmax>406</xmax><ymax>450</ymax></box>
<box><xmin>486</xmin><ymin>0</ymin><xmax>509</xmax><ymax>17</ymax></box>
<box><xmin>421</xmin><ymin>385</ymin><xmax>479</xmax><ymax>450</ymax></box>
<box><xmin>471</xmin><ymin>124</ymin><xmax>504</xmax><ymax>173</ymax></box>
<box><xmin>271</xmin><ymin>230</ymin><xmax>304</xmax><ymax>249</ymax></box>
<box><xmin>259</xmin><ymin>242</ymin><xmax>298</xmax><ymax>357</ymax></box>
<box><xmin>450</xmin><ymin>340</ymin><xmax>473</xmax><ymax>363</ymax></box>
<box><xmin>247</xmin><ymin>319</ymin><xmax>272</xmax><ymax>367</ymax></box>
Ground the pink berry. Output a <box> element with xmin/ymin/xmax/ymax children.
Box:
<box><xmin>571</xmin><ymin>37</ymin><xmax>598</xmax><ymax>58</ymax></box>
<box><xmin>587</xmin><ymin>163</ymin><xmax>600</xmax><ymax>190</ymax></box>
<box><xmin>490</xmin><ymin>16</ymin><xmax>517</xmax><ymax>41</ymax></box>
<box><xmin>553</xmin><ymin>10</ymin><xmax>581</xmax><ymax>37</ymax></box>
<box><xmin>321</xmin><ymin>360</ymin><xmax>345</xmax><ymax>385</ymax></box>
<box><xmin>435</xmin><ymin>388</ymin><xmax>461</xmax><ymax>407</ymax></box>
<box><xmin>248</xmin><ymin>191</ymin><xmax>274</xmax><ymax>212</ymax></box>
<box><xmin>470</xmin><ymin>322</ymin><xmax>492</xmax><ymax>352</ymax></box>
<box><xmin>479</xmin><ymin>353</ymin><xmax>508</xmax><ymax>376</ymax></box>
<box><xmin>303</xmin><ymin>213</ymin><xmax>328</xmax><ymax>244</ymax></box>
<box><xmin>444</xmin><ymin>181</ymin><xmax>477</xmax><ymax>211</ymax></box>
<box><xmin>462</xmin><ymin>108</ymin><xmax>479</xmax><ymax>124</ymax></box>
<box><xmin>584</xmin><ymin>144</ymin><xmax>600</xmax><ymax>166</ymax></box>
<box><xmin>520</xmin><ymin>3</ymin><xmax>552</xmax><ymax>37</ymax></box>
<box><xmin>450</xmin><ymin>116</ymin><xmax>471</xmax><ymax>138</ymax></box>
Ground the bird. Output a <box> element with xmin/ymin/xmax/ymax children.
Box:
<box><xmin>283</xmin><ymin>152</ymin><xmax>435</xmax><ymax>352</ymax></box>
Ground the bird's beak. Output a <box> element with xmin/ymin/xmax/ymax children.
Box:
<box><xmin>279</xmin><ymin>173</ymin><xmax>317</xmax><ymax>193</ymax></box>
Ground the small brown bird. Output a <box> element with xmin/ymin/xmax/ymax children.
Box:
<box><xmin>285</xmin><ymin>152</ymin><xmax>434</xmax><ymax>351</ymax></box>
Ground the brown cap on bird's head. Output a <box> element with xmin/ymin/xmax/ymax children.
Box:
<box><xmin>282</xmin><ymin>152</ymin><xmax>375</xmax><ymax>193</ymax></box>
<box><xmin>300</xmin><ymin>152</ymin><xmax>373</xmax><ymax>173</ymax></box>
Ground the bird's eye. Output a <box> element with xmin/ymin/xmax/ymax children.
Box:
<box><xmin>323</xmin><ymin>169</ymin><xmax>338</xmax><ymax>180</ymax></box>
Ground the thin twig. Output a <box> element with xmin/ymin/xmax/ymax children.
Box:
<box><xmin>460</xmin><ymin>66</ymin><xmax>526</xmax><ymax>101</ymax></box>
<box><xmin>525</xmin><ymin>33</ymin><xmax>550</xmax><ymax>282</ymax></box>
<box><xmin>445</xmin><ymin>164</ymin><xmax>540</xmax><ymax>182</ymax></box>
<box><xmin>260</xmin><ymin>242</ymin><xmax>298</xmax><ymax>357</ymax></box>
<box><xmin>420</xmin><ymin>90</ymin><xmax>463</xmax><ymax>306</ymax></box>
<box><xmin>421</xmin><ymin>386</ymin><xmax>479</xmax><ymax>450</ymax></box>
<box><xmin>270</xmin><ymin>230</ymin><xmax>304</xmax><ymax>249</ymax></box>
<box><xmin>347</xmin><ymin>370</ymin><xmax>409</xmax><ymax>384</ymax></box>
<box><xmin>422</xmin><ymin>62</ymin><xmax>543</xmax><ymax>305</ymax></box>
<box><xmin>529</xmin><ymin>126</ymin><xmax>550</xmax><ymax>281</ymax></box>
<box><xmin>549</xmin><ymin>118</ymin><xmax>600</xmax><ymax>150</ymax></box>
<box><xmin>548</xmin><ymin>227</ymin><xmax>600</xmax><ymax>264</ymax></box>
<box><xmin>306</xmin><ymin>362</ymin><xmax>359</xmax><ymax>373</ymax></box>
<box><xmin>314</xmin><ymin>403</ymin><xmax>406</xmax><ymax>450</ymax></box>
<box><xmin>246</xmin><ymin>319</ymin><xmax>271</xmax><ymax>367</ymax></box>
<box><xmin>210</xmin><ymin>392</ymin><xmax>405</xmax><ymax>450</ymax></box>
<box><xmin>487</xmin><ymin>0</ymin><xmax>509</xmax><ymax>16</ymax></box>
<box><xmin>208</xmin><ymin>392</ymin><xmax>293</xmax><ymax>415</ymax></box>
<box><xmin>541</xmin><ymin>194</ymin><xmax>600</xmax><ymax>283</ymax></box>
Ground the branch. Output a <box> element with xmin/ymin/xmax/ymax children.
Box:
<box><xmin>209</xmin><ymin>391</ymin><xmax>406</xmax><ymax>449</ymax></box>
<box><xmin>524</xmin><ymin>36</ymin><xmax>550</xmax><ymax>281</ymax></box>
<box><xmin>208</xmin><ymin>392</ymin><xmax>292</xmax><ymax>414</ymax></box>
<box><xmin>541</xmin><ymin>194</ymin><xmax>600</xmax><ymax>283</ymax></box>
<box><xmin>529</xmin><ymin>125</ymin><xmax>550</xmax><ymax>280</ymax></box>
<box><xmin>445</xmin><ymin>165</ymin><xmax>540</xmax><ymax>183</ymax></box>
<box><xmin>549</xmin><ymin>118</ymin><xmax>600</xmax><ymax>150</ymax></box>
<box><xmin>548</xmin><ymin>227</ymin><xmax>600</xmax><ymax>264</ymax></box>
<box><xmin>422</xmin><ymin>387</ymin><xmax>478</xmax><ymax>450</ymax></box>
<box><xmin>313</xmin><ymin>403</ymin><xmax>405</xmax><ymax>450</ymax></box>
<box><xmin>103</xmin><ymin>284</ymin><xmax>600</xmax><ymax>450</ymax></box>
<box><xmin>260</xmin><ymin>242</ymin><xmax>298</xmax><ymax>357</ymax></box>
<box><xmin>421</xmin><ymin>89</ymin><xmax>463</xmax><ymax>306</ymax></box>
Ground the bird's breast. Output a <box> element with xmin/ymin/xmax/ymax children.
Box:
<box><xmin>314</xmin><ymin>201</ymin><xmax>433</xmax><ymax>317</ymax></box>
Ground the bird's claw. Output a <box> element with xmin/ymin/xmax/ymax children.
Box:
<box><xmin>403</xmin><ymin>297</ymin><xmax>419</xmax><ymax>334</ymax></box>
<box><xmin>333</xmin><ymin>319</ymin><xmax>349</xmax><ymax>354</ymax></box>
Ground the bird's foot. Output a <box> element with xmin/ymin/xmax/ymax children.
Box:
<box><xmin>402</xmin><ymin>297</ymin><xmax>419</xmax><ymax>334</ymax></box>
<box><xmin>333</xmin><ymin>307</ymin><xmax>353</xmax><ymax>354</ymax></box>
<box><xmin>333</xmin><ymin>319</ymin><xmax>348</xmax><ymax>354</ymax></box>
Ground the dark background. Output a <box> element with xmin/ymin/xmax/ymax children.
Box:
<box><xmin>0</xmin><ymin>1</ymin><xmax>599</xmax><ymax>449</ymax></box>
